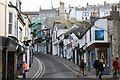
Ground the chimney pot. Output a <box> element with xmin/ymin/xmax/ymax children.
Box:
<box><xmin>112</xmin><ymin>5</ymin><xmax>115</xmax><ymax>11</ymax></box>
<box><xmin>115</xmin><ymin>6</ymin><xmax>117</xmax><ymax>11</ymax></box>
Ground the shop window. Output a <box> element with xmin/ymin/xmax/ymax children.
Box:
<box><xmin>97</xmin><ymin>48</ymin><xmax>108</xmax><ymax>66</ymax></box>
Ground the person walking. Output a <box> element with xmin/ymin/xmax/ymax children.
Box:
<box><xmin>98</xmin><ymin>58</ymin><xmax>104</xmax><ymax>80</ymax></box>
<box><xmin>93</xmin><ymin>58</ymin><xmax>99</xmax><ymax>77</ymax></box>
<box><xmin>77</xmin><ymin>59</ymin><xmax>86</xmax><ymax>77</ymax></box>
<box><xmin>22</xmin><ymin>61</ymin><xmax>27</xmax><ymax>79</ymax></box>
<box><xmin>16</xmin><ymin>60</ymin><xmax>22</xmax><ymax>78</ymax></box>
<box><xmin>113</xmin><ymin>57</ymin><xmax>119</xmax><ymax>79</ymax></box>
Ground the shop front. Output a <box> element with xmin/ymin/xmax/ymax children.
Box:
<box><xmin>0</xmin><ymin>36</ymin><xmax>24</xmax><ymax>79</ymax></box>
<box><xmin>86</xmin><ymin>43</ymin><xmax>111</xmax><ymax>74</ymax></box>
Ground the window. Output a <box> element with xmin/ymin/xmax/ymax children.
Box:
<box><xmin>14</xmin><ymin>15</ymin><xmax>18</xmax><ymax>37</ymax></box>
<box><xmin>97</xmin><ymin>48</ymin><xmax>108</xmax><ymax>66</ymax></box>
<box><xmin>19</xmin><ymin>27</ymin><xmax>22</xmax><ymax>40</ymax></box>
<box><xmin>95</xmin><ymin>30</ymin><xmax>104</xmax><ymax>40</ymax></box>
<box><xmin>82</xmin><ymin>12</ymin><xmax>89</xmax><ymax>16</ymax></box>
<box><xmin>90</xmin><ymin>29</ymin><xmax>91</xmax><ymax>42</ymax></box>
<box><xmin>8</xmin><ymin>12</ymin><xmax>13</xmax><ymax>34</ymax></box>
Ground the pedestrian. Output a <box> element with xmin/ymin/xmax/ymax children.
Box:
<box><xmin>16</xmin><ymin>60</ymin><xmax>22</xmax><ymax>78</ymax></box>
<box><xmin>113</xmin><ymin>57</ymin><xmax>119</xmax><ymax>79</ymax></box>
<box><xmin>22</xmin><ymin>61</ymin><xmax>27</xmax><ymax>79</ymax></box>
<box><xmin>77</xmin><ymin>59</ymin><xmax>86</xmax><ymax>77</ymax></box>
<box><xmin>93</xmin><ymin>58</ymin><xmax>99</xmax><ymax>77</ymax></box>
<box><xmin>98</xmin><ymin>58</ymin><xmax>104</xmax><ymax>80</ymax></box>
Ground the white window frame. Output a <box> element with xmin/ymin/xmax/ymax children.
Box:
<box><xmin>19</xmin><ymin>27</ymin><xmax>22</xmax><ymax>41</ymax></box>
<box><xmin>14</xmin><ymin>14</ymin><xmax>18</xmax><ymax>37</ymax></box>
<box><xmin>8</xmin><ymin>12</ymin><xmax>13</xmax><ymax>34</ymax></box>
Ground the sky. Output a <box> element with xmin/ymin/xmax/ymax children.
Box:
<box><xmin>20</xmin><ymin>0</ymin><xmax>120</xmax><ymax>11</ymax></box>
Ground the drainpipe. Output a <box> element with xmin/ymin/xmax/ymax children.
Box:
<box><xmin>109</xmin><ymin>34</ymin><xmax>112</xmax><ymax>73</ymax></box>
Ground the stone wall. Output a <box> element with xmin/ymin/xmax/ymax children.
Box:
<box><xmin>109</xmin><ymin>6</ymin><xmax>120</xmax><ymax>57</ymax></box>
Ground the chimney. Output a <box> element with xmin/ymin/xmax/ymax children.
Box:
<box><xmin>112</xmin><ymin>5</ymin><xmax>117</xmax><ymax>11</ymax></box>
<box><xmin>110</xmin><ymin>5</ymin><xmax>119</xmax><ymax>20</ymax></box>
<box><xmin>115</xmin><ymin>6</ymin><xmax>117</xmax><ymax>11</ymax></box>
<box><xmin>87</xmin><ymin>2</ymin><xmax>89</xmax><ymax>7</ymax></box>
<box><xmin>104</xmin><ymin>1</ymin><xmax>106</xmax><ymax>5</ymax></box>
<box><xmin>112</xmin><ymin>5</ymin><xmax>116</xmax><ymax>11</ymax></box>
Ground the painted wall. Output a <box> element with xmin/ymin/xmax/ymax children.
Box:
<box><xmin>79</xmin><ymin>35</ymin><xmax>86</xmax><ymax>48</ymax></box>
<box><xmin>86</xmin><ymin>19</ymin><xmax>108</xmax><ymax>47</ymax></box>
<box><xmin>23</xmin><ymin>15</ymin><xmax>31</xmax><ymax>40</ymax></box>
<box><xmin>69</xmin><ymin>8</ymin><xmax>76</xmax><ymax>19</ymax></box>
<box><xmin>17</xmin><ymin>18</ymin><xmax>24</xmax><ymax>42</ymax></box>
<box><xmin>57</xmin><ymin>29</ymin><xmax>67</xmax><ymax>37</ymax></box>
<box><xmin>0</xmin><ymin>0</ymin><xmax>8</xmax><ymax>36</ymax></box>
<box><xmin>76</xmin><ymin>10</ymin><xmax>83</xmax><ymax>20</ymax></box>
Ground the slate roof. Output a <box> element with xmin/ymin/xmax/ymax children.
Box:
<box><xmin>64</xmin><ymin>21</ymin><xmax>93</xmax><ymax>39</ymax></box>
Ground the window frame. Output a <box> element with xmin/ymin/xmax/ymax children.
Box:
<box><xmin>8</xmin><ymin>12</ymin><xmax>13</xmax><ymax>34</ymax></box>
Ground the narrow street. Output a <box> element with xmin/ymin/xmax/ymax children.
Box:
<box><xmin>35</xmin><ymin>54</ymin><xmax>77</xmax><ymax>78</ymax></box>
<box><xmin>1</xmin><ymin>0</ymin><xmax>120</xmax><ymax>80</ymax></box>
<box><xmin>34</xmin><ymin>54</ymin><xmax>117</xmax><ymax>80</ymax></box>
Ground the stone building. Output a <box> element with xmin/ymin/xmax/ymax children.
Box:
<box><xmin>106</xmin><ymin>6</ymin><xmax>120</xmax><ymax>58</ymax></box>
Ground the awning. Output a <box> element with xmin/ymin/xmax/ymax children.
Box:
<box><xmin>1</xmin><ymin>36</ymin><xmax>18</xmax><ymax>51</ymax></box>
<box><xmin>0</xmin><ymin>36</ymin><xmax>25</xmax><ymax>54</ymax></box>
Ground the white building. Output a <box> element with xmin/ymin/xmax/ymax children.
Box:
<box><xmin>0</xmin><ymin>0</ymin><xmax>32</xmax><ymax>79</ymax></box>
<box><xmin>52</xmin><ymin>22</ymin><xmax>67</xmax><ymax>56</ymax></box>
<box><xmin>78</xmin><ymin>19</ymin><xmax>111</xmax><ymax>74</ymax></box>
<box><xmin>68</xmin><ymin>1</ymin><xmax>120</xmax><ymax>21</ymax></box>
<box><xmin>0</xmin><ymin>0</ymin><xmax>8</xmax><ymax>36</ymax></box>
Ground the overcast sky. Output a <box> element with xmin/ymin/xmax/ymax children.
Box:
<box><xmin>20</xmin><ymin>0</ymin><xmax>120</xmax><ymax>11</ymax></box>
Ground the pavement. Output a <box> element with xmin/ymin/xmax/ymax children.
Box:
<box><xmin>26</xmin><ymin>57</ymin><xmax>40</xmax><ymax>78</ymax></box>
<box><xmin>46</xmin><ymin>54</ymin><xmax>115</xmax><ymax>78</ymax></box>
<box><xmin>17</xmin><ymin>56</ymin><xmax>42</xmax><ymax>79</ymax></box>
<box><xmin>19</xmin><ymin>54</ymin><xmax>119</xmax><ymax>79</ymax></box>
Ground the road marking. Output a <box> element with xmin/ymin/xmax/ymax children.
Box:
<box><xmin>32</xmin><ymin>57</ymin><xmax>45</xmax><ymax>79</ymax></box>
<box><xmin>32</xmin><ymin>57</ymin><xmax>41</xmax><ymax>78</ymax></box>
<box><xmin>38</xmin><ymin>59</ymin><xmax>45</xmax><ymax>78</ymax></box>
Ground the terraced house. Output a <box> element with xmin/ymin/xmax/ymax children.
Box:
<box><xmin>0</xmin><ymin>0</ymin><xmax>32</xmax><ymax>79</ymax></box>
